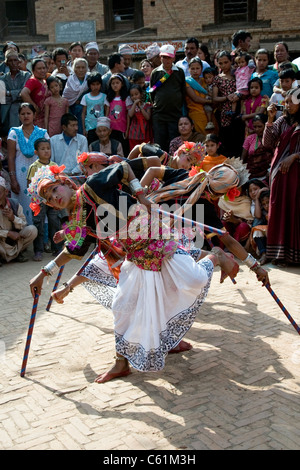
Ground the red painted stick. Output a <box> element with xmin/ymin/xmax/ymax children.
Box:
<box><xmin>20</xmin><ymin>290</ymin><xmax>40</xmax><ymax>377</ymax></box>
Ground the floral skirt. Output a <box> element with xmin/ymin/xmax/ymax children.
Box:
<box><xmin>82</xmin><ymin>249</ymin><xmax>214</xmax><ymax>372</ymax></box>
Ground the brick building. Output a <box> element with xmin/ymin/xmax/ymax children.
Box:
<box><xmin>0</xmin><ymin>1</ymin><xmax>299</xmax><ymax>61</ymax></box>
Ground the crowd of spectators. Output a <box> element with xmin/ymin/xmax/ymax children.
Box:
<box><xmin>0</xmin><ymin>31</ymin><xmax>299</xmax><ymax>267</ymax></box>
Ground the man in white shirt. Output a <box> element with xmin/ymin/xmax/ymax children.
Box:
<box><xmin>176</xmin><ymin>37</ymin><xmax>209</xmax><ymax>78</ymax></box>
<box><xmin>50</xmin><ymin>113</ymin><xmax>88</xmax><ymax>175</ymax></box>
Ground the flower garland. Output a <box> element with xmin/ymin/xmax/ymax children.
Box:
<box><xmin>63</xmin><ymin>189</ymin><xmax>87</xmax><ymax>251</ymax></box>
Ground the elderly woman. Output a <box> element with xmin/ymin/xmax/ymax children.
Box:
<box><xmin>271</xmin><ymin>42</ymin><xmax>298</xmax><ymax>74</ymax></box>
<box><xmin>0</xmin><ymin>50</ymin><xmax>31</xmax><ymax>135</ymax></box>
<box><xmin>263</xmin><ymin>88</ymin><xmax>300</xmax><ymax>265</ymax></box>
<box><xmin>62</xmin><ymin>58</ymin><xmax>89</xmax><ymax>134</ymax></box>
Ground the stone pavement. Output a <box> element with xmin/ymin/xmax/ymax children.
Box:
<box><xmin>1</xmin><ymin>247</ymin><xmax>300</xmax><ymax>451</ymax></box>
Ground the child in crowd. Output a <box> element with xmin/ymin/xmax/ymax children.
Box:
<box><xmin>251</xmin><ymin>49</ymin><xmax>278</xmax><ymax>97</ymax></box>
<box><xmin>130</xmin><ymin>70</ymin><xmax>150</xmax><ymax>102</ymax></box>
<box><xmin>269</xmin><ymin>69</ymin><xmax>296</xmax><ymax>120</ymax></box>
<box><xmin>231</xmin><ymin>52</ymin><xmax>256</xmax><ymax>114</ymax></box>
<box><xmin>247</xmin><ymin>181</ymin><xmax>270</xmax><ymax>265</ymax></box>
<box><xmin>126</xmin><ymin>84</ymin><xmax>152</xmax><ymax>151</ymax></box>
<box><xmin>201</xmin><ymin>134</ymin><xmax>227</xmax><ymax>172</ymax></box>
<box><xmin>27</xmin><ymin>138</ymin><xmax>63</xmax><ymax>261</ymax></box>
<box><xmin>140</xmin><ymin>59</ymin><xmax>153</xmax><ymax>85</ymax></box>
<box><xmin>105</xmin><ymin>73</ymin><xmax>130</xmax><ymax>156</ymax></box>
<box><xmin>89</xmin><ymin>116</ymin><xmax>124</xmax><ymax>157</ymax></box>
<box><xmin>81</xmin><ymin>72</ymin><xmax>107</xmax><ymax>145</ymax></box>
<box><xmin>44</xmin><ymin>76</ymin><xmax>69</xmax><ymax>137</ymax></box>
<box><xmin>203</xmin><ymin>67</ymin><xmax>217</xmax><ymax>130</ymax></box>
<box><xmin>240</xmin><ymin>78</ymin><xmax>269</xmax><ymax>136</ymax></box>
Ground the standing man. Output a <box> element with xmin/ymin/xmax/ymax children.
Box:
<box><xmin>176</xmin><ymin>37</ymin><xmax>210</xmax><ymax>77</ymax></box>
<box><xmin>145</xmin><ymin>43</ymin><xmax>161</xmax><ymax>69</ymax></box>
<box><xmin>85</xmin><ymin>42</ymin><xmax>109</xmax><ymax>76</ymax></box>
<box><xmin>101</xmin><ymin>53</ymin><xmax>130</xmax><ymax>93</ymax></box>
<box><xmin>50</xmin><ymin>113</ymin><xmax>88</xmax><ymax>176</ymax></box>
<box><xmin>231</xmin><ymin>30</ymin><xmax>252</xmax><ymax>62</ymax></box>
<box><xmin>149</xmin><ymin>44</ymin><xmax>186</xmax><ymax>151</ymax></box>
<box><xmin>51</xmin><ymin>47</ymin><xmax>73</xmax><ymax>90</ymax></box>
<box><xmin>118</xmin><ymin>44</ymin><xmax>137</xmax><ymax>79</ymax></box>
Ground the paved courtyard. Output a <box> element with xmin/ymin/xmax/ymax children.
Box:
<box><xmin>1</xmin><ymin>247</ymin><xmax>300</xmax><ymax>450</ymax></box>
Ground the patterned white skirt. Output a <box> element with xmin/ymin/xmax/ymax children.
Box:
<box><xmin>82</xmin><ymin>249</ymin><xmax>214</xmax><ymax>372</ymax></box>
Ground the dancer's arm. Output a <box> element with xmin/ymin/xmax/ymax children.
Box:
<box><xmin>29</xmin><ymin>251</ymin><xmax>72</xmax><ymax>297</ymax></box>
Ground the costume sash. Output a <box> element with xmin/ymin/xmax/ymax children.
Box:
<box><xmin>185</xmin><ymin>76</ymin><xmax>208</xmax><ymax>95</ymax></box>
<box><xmin>148</xmin><ymin>70</ymin><xmax>173</xmax><ymax>93</ymax></box>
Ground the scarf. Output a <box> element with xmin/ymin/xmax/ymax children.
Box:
<box><xmin>62</xmin><ymin>73</ymin><xmax>89</xmax><ymax>105</ymax></box>
<box><xmin>13</xmin><ymin>126</ymin><xmax>47</xmax><ymax>158</ymax></box>
<box><xmin>201</xmin><ymin>154</ymin><xmax>227</xmax><ymax>172</ymax></box>
<box><xmin>185</xmin><ymin>76</ymin><xmax>208</xmax><ymax>95</ymax></box>
<box><xmin>218</xmin><ymin>195</ymin><xmax>253</xmax><ymax>221</ymax></box>
<box><xmin>245</xmin><ymin>95</ymin><xmax>263</xmax><ymax>130</ymax></box>
<box><xmin>148</xmin><ymin>69</ymin><xmax>173</xmax><ymax>93</ymax></box>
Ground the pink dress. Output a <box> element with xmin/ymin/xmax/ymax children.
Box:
<box><xmin>44</xmin><ymin>96</ymin><xmax>69</xmax><ymax>137</ymax></box>
<box><xmin>24</xmin><ymin>77</ymin><xmax>50</xmax><ymax>128</ymax></box>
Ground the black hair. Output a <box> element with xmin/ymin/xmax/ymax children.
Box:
<box><xmin>129</xmin><ymin>83</ymin><xmax>144</xmax><ymax>101</ymax></box>
<box><xmin>18</xmin><ymin>102</ymin><xmax>36</xmax><ymax>114</ymax></box>
<box><xmin>217</xmin><ymin>51</ymin><xmax>232</xmax><ymax>61</ymax></box>
<box><xmin>252</xmin><ymin>113</ymin><xmax>267</xmax><ymax>124</ymax></box>
<box><xmin>107</xmin><ymin>53</ymin><xmax>123</xmax><ymax>70</ymax></box>
<box><xmin>188</xmin><ymin>57</ymin><xmax>202</xmax><ymax>68</ymax></box>
<box><xmin>255</xmin><ymin>48</ymin><xmax>269</xmax><ymax>59</ymax></box>
<box><xmin>3</xmin><ymin>42</ymin><xmax>19</xmax><ymax>54</ymax></box>
<box><xmin>278</xmin><ymin>62</ymin><xmax>294</xmax><ymax>71</ymax></box>
<box><xmin>248</xmin><ymin>77</ymin><xmax>263</xmax><ymax>92</ymax></box>
<box><xmin>87</xmin><ymin>72</ymin><xmax>102</xmax><ymax>87</ymax></box>
<box><xmin>232</xmin><ymin>30</ymin><xmax>252</xmax><ymax>48</ymax></box>
<box><xmin>246</xmin><ymin>178</ymin><xmax>268</xmax><ymax>196</ymax></box>
<box><xmin>236</xmin><ymin>52</ymin><xmax>252</xmax><ymax>64</ymax></box>
<box><xmin>34</xmin><ymin>138</ymin><xmax>50</xmax><ymax>151</ymax></box>
<box><xmin>259</xmin><ymin>189</ymin><xmax>270</xmax><ymax>203</ymax></box>
<box><xmin>274</xmin><ymin>41</ymin><xmax>289</xmax><ymax>53</ymax></box>
<box><xmin>46</xmin><ymin>75</ymin><xmax>62</xmax><ymax>88</ymax></box>
<box><xmin>106</xmin><ymin>74</ymin><xmax>128</xmax><ymax>102</ymax></box>
<box><xmin>178</xmin><ymin>115</ymin><xmax>194</xmax><ymax>127</ymax></box>
<box><xmin>18</xmin><ymin>53</ymin><xmax>27</xmax><ymax>61</ymax></box>
<box><xmin>69</xmin><ymin>41</ymin><xmax>84</xmax><ymax>52</ymax></box>
<box><xmin>131</xmin><ymin>70</ymin><xmax>145</xmax><ymax>83</ymax></box>
<box><xmin>279</xmin><ymin>69</ymin><xmax>296</xmax><ymax>80</ymax></box>
<box><xmin>185</xmin><ymin>37</ymin><xmax>199</xmax><ymax>49</ymax></box>
<box><xmin>31</xmin><ymin>58</ymin><xmax>46</xmax><ymax>71</ymax></box>
<box><xmin>198</xmin><ymin>44</ymin><xmax>211</xmax><ymax>63</ymax></box>
<box><xmin>204</xmin><ymin>133</ymin><xmax>219</xmax><ymax>144</ymax></box>
<box><xmin>52</xmin><ymin>47</ymin><xmax>69</xmax><ymax>62</ymax></box>
<box><xmin>61</xmin><ymin>113</ymin><xmax>78</xmax><ymax>127</ymax></box>
<box><xmin>284</xmin><ymin>88</ymin><xmax>300</xmax><ymax>125</ymax></box>
<box><xmin>203</xmin><ymin>67</ymin><xmax>217</xmax><ymax>77</ymax></box>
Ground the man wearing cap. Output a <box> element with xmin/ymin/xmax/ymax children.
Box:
<box><xmin>176</xmin><ymin>37</ymin><xmax>210</xmax><ymax>78</ymax></box>
<box><xmin>149</xmin><ymin>44</ymin><xmax>186</xmax><ymax>151</ymax></box>
<box><xmin>118</xmin><ymin>44</ymin><xmax>138</xmax><ymax>79</ymax></box>
<box><xmin>145</xmin><ymin>43</ymin><xmax>161</xmax><ymax>69</ymax></box>
<box><xmin>85</xmin><ymin>42</ymin><xmax>109</xmax><ymax>76</ymax></box>
<box><xmin>0</xmin><ymin>176</ymin><xmax>37</xmax><ymax>265</ymax></box>
<box><xmin>89</xmin><ymin>116</ymin><xmax>124</xmax><ymax>157</ymax></box>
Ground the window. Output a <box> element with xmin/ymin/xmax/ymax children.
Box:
<box><xmin>103</xmin><ymin>0</ymin><xmax>143</xmax><ymax>32</ymax></box>
<box><xmin>215</xmin><ymin>0</ymin><xmax>257</xmax><ymax>24</ymax></box>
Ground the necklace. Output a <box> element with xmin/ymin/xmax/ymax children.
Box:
<box><xmin>63</xmin><ymin>190</ymin><xmax>87</xmax><ymax>251</ymax></box>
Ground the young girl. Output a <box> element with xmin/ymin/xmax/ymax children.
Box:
<box><xmin>240</xmin><ymin>78</ymin><xmax>269</xmax><ymax>136</ymax></box>
<box><xmin>44</xmin><ymin>76</ymin><xmax>69</xmax><ymax>137</ymax></box>
<box><xmin>105</xmin><ymin>73</ymin><xmax>130</xmax><ymax>156</ymax></box>
<box><xmin>81</xmin><ymin>72</ymin><xmax>107</xmax><ymax>145</ymax></box>
<box><xmin>231</xmin><ymin>52</ymin><xmax>256</xmax><ymax>113</ymax></box>
<box><xmin>251</xmin><ymin>49</ymin><xmax>278</xmax><ymax>98</ymax></box>
<box><xmin>126</xmin><ymin>84</ymin><xmax>152</xmax><ymax>151</ymax></box>
<box><xmin>201</xmin><ymin>134</ymin><xmax>227</xmax><ymax>172</ymax></box>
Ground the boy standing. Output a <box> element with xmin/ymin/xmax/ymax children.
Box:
<box><xmin>27</xmin><ymin>138</ymin><xmax>63</xmax><ymax>261</ymax></box>
<box><xmin>269</xmin><ymin>69</ymin><xmax>296</xmax><ymax>119</ymax></box>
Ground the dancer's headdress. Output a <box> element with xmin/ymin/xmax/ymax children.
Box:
<box><xmin>174</xmin><ymin>141</ymin><xmax>206</xmax><ymax>166</ymax></box>
<box><xmin>27</xmin><ymin>164</ymin><xmax>77</xmax><ymax>215</ymax></box>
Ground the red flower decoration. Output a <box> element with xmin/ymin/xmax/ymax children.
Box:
<box><xmin>50</xmin><ymin>164</ymin><xmax>66</xmax><ymax>175</ymax></box>
<box><xmin>30</xmin><ymin>201</ymin><xmax>41</xmax><ymax>216</ymax></box>
<box><xmin>189</xmin><ymin>165</ymin><xmax>202</xmax><ymax>177</ymax></box>
<box><xmin>225</xmin><ymin>187</ymin><xmax>241</xmax><ymax>201</ymax></box>
<box><xmin>77</xmin><ymin>153</ymin><xmax>89</xmax><ymax>164</ymax></box>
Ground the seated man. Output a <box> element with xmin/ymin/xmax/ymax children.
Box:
<box><xmin>50</xmin><ymin>113</ymin><xmax>88</xmax><ymax>176</ymax></box>
<box><xmin>0</xmin><ymin>176</ymin><xmax>37</xmax><ymax>265</ymax></box>
<box><xmin>89</xmin><ymin>116</ymin><xmax>124</xmax><ymax>157</ymax></box>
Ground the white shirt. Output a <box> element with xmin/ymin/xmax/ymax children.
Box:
<box><xmin>175</xmin><ymin>57</ymin><xmax>210</xmax><ymax>77</ymax></box>
<box><xmin>50</xmin><ymin>132</ymin><xmax>88</xmax><ymax>175</ymax></box>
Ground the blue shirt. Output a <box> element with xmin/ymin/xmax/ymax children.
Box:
<box><xmin>175</xmin><ymin>57</ymin><xmax>210</xmax><ymax>78</ymax></box>
<box><xmin>251</xmin><ymin>69</ymin><xmax>278</xmax><ymax>97</ymax></box>
<box><xmin>50</xmin><ymin>132</ymin><xmax>88</xmax><ymax>174</ymax></box>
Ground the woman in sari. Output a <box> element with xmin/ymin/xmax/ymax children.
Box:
<box><xmin>262</xmin><ymin>88</ymin><xmax>300</xmax><ymax>265</ymax></box>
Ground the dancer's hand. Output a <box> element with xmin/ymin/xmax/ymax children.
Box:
<box><xmin>52</xmin><ymin>284</ymin><xmax>70</xmax><ymax>304</ymax></box>
<box><xmin>29</xmin><ymin>271</ymin><xmax>46</xmax><ymax>297</ymax></box>
<box><xmin>254</xmin><ymin>266</ymin><xmax>270</xmax><ymax>286</ymax></box>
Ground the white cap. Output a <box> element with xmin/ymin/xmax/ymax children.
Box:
<box><xmin>85</xmin><ymin>42</ymin><xmax>99</xmax><ymax>52</ymax></box>
<box><xmin>0</xmin><ymin>176</ymin><xmax>7</xmax><ymax>188</ymax></box>
<box><xmin>118</xmin><ymin>44</ymin><xmax>134</xmax><ymax>55</ymax></box>
<box><xmin>96</xmin><ymin>116</ymin><xmax>111</xmax><ymax>129</ymax></box>
<box><xmin>160</xmin><ymin>44</ymin><xmax>176</xmax><ymax>58</ymax></box>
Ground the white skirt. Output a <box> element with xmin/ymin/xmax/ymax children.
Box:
<box><xmin>82</xmin><ymin>250</ymin><xmax>214</xmax><ymax>372</ymax></box>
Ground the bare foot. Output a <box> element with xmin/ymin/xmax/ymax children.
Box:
<box><xmin>169</xmin><ymin>340</ymin><xmax>193</xmax><ymax>354</ymax></box>
<box><xmin>95</xmin><ymin>357</ymin><xmax>131</xmax><ymax>384</ymax></box>
<box><xmin>211</xmin><ymin>247</ymin><xmax>239</xmax><ymax>283</ymax></box>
